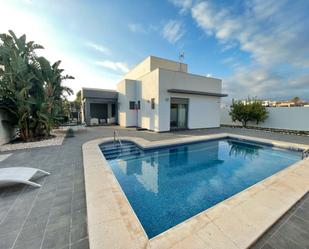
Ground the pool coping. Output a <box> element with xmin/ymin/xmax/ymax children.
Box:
<box><xmin>82</xmin><ymin>133</ymin><xmax>309</xmax><ymax>249</ymax></box>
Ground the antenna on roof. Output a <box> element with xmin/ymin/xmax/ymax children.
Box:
<box><xmin>179</xmin><ymin>51</ymin><xmax>185</xmax><ymax>62</ymax></box>
<box><xmin>179</xmin><ymin>51</ymin><xmax>185</xmax><ymax>72</ymax></box>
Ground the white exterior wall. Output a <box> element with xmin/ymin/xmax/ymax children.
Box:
<box><xmin>122</xmin><ymin>57</ymin><xmax>151</xmax><ymax>80</ymax></box>
<box><xmin>150</xmin><ymin>56</ymin><xmax>187</xmax><ymax>73</ymax></box>
<box><xmin>138</xmin><ymin>69</ymin><xmax>160</xmax><ymax>131</ymax></box>
<box><xmin>116</xmin><ymin>56</ymin><xmax>223</xmax><ymax>132</ymax></box>
<box><xmin>221</xmin><ymin>107</ymin><xmax>309</xmax><ymax>131</ymax></box>
<box><xmin>117</xmin><ymin>79</ymin><xmax>138</xmax><ymax>127</ymax></box>
<box><xmin>158</xmin><ymin>69</ymin><xmax>222</xmax><ymax>131</ymax></box>
<box><xmin>121</xmin><ymin>55</ymin><xmax>188</xmax><ymax>81</ymax></box>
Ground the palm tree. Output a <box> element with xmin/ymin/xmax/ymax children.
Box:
<box><xmin>33</xmin><ymin>57</ymin><xmax>73</xmax><ymax>135</ymax></box>
<box><xmin>0</xmin><ymin>30</ymin><xmax>43</xmax><ymax>140</ymax></box>
<box><xmin>0</xmin><ymin>30</ymin><xmax>73</xmax><ymax>141</ymax></box>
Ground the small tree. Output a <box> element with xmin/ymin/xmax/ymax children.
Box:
<box><xmin>251</xmin><ymin>101</ymin><xmax>268</xmax><ymax>125</ymax></box>
<box><xmin>229</xmin><ymin>98</ymin><xmax>268</xmax><ymax>127</ymax></box>
<box><xmin>291</xmin><ymin>96</ymin><xmax>300</xmax><ymax>106</ymax></box>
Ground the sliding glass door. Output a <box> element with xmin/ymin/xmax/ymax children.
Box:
<box><xmin>170</xmin><ymin>98</ymin><xmax>188</xmax><ymax>130</ymax></box>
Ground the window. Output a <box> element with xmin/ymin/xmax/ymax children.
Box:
<box><xmin>111</xmin><ymin>104</ymin><xmax>116</xmax><ymax>117</ymax></box>
<box><xmin>129</xmin><ymin>101</ymin><xmax>135</xmax><ymax>110</ymax></box>
<box><xmin>137</xmin><ymin>100</ymin><xmax>141</xmax><ymax>110</ymax></box>
<box><xmin>151</xmin><ymin>98</ymin><xmax>155</xmax><ymax>109</ymax></box>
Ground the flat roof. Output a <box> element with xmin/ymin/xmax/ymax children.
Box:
<box><xmin>81</xmin><ymin>87</ymin><xmax>117</xmax><ymax>93</ymax></box>
<box><xmin>81</xmin><ymin>88</ymin><xmax>118</xmax><ymax>99</ymax></box>
<box><xmin>167</xmin><ymin>89</ymin><xmax>228</xmax><ymax>97</ymax></box>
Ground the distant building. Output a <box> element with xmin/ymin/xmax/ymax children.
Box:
<box><xmin>276</xmin><ymin>101</ymin><xmax>296</xmax><ymax>107</ymax></box>
<box><xmin>239</xmin><ymin>99</ymin><xmax>308</xmax><ymax>107</ymax></box>
<box><xmin>261</xmin><ymin>100</ymin><xmax>277</xmax><ymax>107</ymax></box>
<box><xmin>240</xmin><ymin>99</ymin><xmax>276</xmax><ymax>107</ymax></box>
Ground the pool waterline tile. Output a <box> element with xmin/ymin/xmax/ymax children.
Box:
<box><xmin>83</xmin><ymin>133</ymin><xmax>309</xmax><ymax>249</ymax></box>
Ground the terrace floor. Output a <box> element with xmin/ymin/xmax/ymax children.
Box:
<box><xmin>0</xmin><ymin>126</ymin><xmax>308</xmax><ymax>249</ymax></box>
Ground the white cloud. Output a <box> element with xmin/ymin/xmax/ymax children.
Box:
<box><xmin>162</xmin><ymin>20</ymin><xmax>185</xmax><ymax>44</ymax></box>
<box><xmin>95</xmin><ymin>60</ymin><xmax>129</xmax><ymax>73</ymax></box>
<box><xmin>128</xmin><ymin>23</ymin><xmax>145</xmax><ymax>33</ymax></box>
<box><xmin>189</xmin><ymin>0</ymin><xmax>309</xmax><ymax>100</ymax></box>
<box><xmin>85</xmin><ymin>42</ymin><xmax>110</xmax><ymax>55</ymax></box>
<box><xmin>191</xmin><ymin>0</ymin><xmax>309</xmax><ymax>67</ymax></box>
<box><xmin>223</xmin><ymin>65</ymin><xmax>309</xmax><ymax>101</ymax></box>
<box><xmin>0</xmin><ymin>2</ymin><xmax>120</xmax><ymax>100</ymax></box>
<box><xmin>169</xmin><ymin>0</ymin><xmax>193</xmax><ymax>14</ymax></box>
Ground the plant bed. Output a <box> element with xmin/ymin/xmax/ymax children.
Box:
<box><xmin>9</xmin><ymin>135</ymin><xmax>56</xmax><ymax>144</ymax></box>
<box><xmin>0</xmin><ymin>132</ymin><xmax>65</xmax><ymax>152</ymax></box>
<box><xmin>221</xmin><ymin>124</ymin><xmax>309</xmax><ymax>136</ymax></box>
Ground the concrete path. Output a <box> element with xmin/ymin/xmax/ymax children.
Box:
<box><xmin>0</xmin><ymin>126</ymin><xmax>308</xmax><ymax>249</ymax></box>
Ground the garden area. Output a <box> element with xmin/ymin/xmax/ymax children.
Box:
<box><xmin>0</xmin><ymin>30</ymin><xmax>76</xmax><ymax>144</ymax></box>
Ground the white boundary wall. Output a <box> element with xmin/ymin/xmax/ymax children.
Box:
<box><xmin>221</xmin><ymin>107</ymin><xmax>309</xmax><ymax>131</ymax></box>
<box><xmin>0</xmin><ymin>111</ymin><xmax>15</xmax><ymax>145</ymax></box>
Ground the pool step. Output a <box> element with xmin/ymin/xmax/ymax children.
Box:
<box><xmin>103</xmin><ymin>147</ymin><xmax>141</xmax><ymax>157</ymax></box>
<box><xmin>100</xmin><ymin>142</ymin><xmax>143</xmax><ymax>160</ymax></box>
<box><xmin>100</xmin><ymin>142</ymin><xmax>133</xmax><ymax>150</ymax></box>
<box><xmin>104</xmin><ymin>150</ymin><xmax>143</xmax><ymax>160</ymax></box>
<box><xmin>101</xmin><ymin>144</ymin><xmax>138</xmax><ymax>154</ymax></box>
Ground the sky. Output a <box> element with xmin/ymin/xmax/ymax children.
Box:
<box><xmin>0</xmin><ymin>0</ymin><xmax>308</xmax><ymax>102</ymax></box>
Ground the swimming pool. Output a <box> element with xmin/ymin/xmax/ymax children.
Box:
<box><xmin>100</xmin><ymin>138</ymin><xmax>302</xmax><ymax>238</ymax></box>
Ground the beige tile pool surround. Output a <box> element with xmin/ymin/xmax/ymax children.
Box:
<box><xmin>82</xmin><ymin>133</ymin><xmax>309</xmax><ymax>249</ymax></box>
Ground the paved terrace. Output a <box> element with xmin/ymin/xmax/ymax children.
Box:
<box><xmin>0</xmin><ymin>126</ymin><xmax>308</xmax><ymax>249</ymax></box>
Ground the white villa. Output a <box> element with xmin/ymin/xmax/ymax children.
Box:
<box><xmin>81</xmin><ymin>56</ymin><xmax>227</xmax><ymax>131</ymax></box>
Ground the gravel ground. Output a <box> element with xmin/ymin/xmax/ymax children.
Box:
<box><xmin>0</xmin><ymin>132</ymin><xmax>65</xmax><ymax>152</ymax></box>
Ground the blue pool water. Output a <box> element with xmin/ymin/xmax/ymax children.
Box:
<box><xmin>100</xmin><ymin>138</ymin><xmax>302</xmax><ymax>238</ymax></box>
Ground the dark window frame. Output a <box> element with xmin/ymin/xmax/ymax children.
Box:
<box><xmin>137</xmin><ymin>100</ymin><xmax>141</xmax><ymax>110</ymax></box>
<box><xmin>129</xmin><ymin>101</ymin><xmax>135</xmax><ymax>110</ymax></box>
<box><xmin>151</xmin><ymin>98</ymin><xmax>155</xmax><ymax>109</ymax></box>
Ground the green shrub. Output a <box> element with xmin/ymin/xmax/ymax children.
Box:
<box><xmin>229</xmin><ymin>98</ymin><xmax>268</xmax><ymax>127</ymax></box>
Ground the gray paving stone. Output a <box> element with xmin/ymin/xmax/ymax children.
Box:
<box><xmin>293</xmin><ymin>205</ymin><xmax>309</xmax><ymax>223</ymax></box>
<box><xmin>41</xmin><ymin>229</ymin><xmax>70</xmax><ymax>249</ymax></box>
<box><xmin>252</xmin><ymin>193</ymin><xmax>309</xmax><ymax>249</ymax></box>
<box><xmin>260</xmin><ymin>243</ymin><xmax>275</xmax><ymax>249</ymax></box>
<box><xmin>49</xmin><ymin>203</ymin><xmax>72</xmax><ymax>217</ymax></box>
<box><xmin>278</xmin><ymin>215</ymin><xmax>309</xmax><ymax>247</ymax></box>
<box><xmin>47</xmin><ymin>214</ymin><xmax>71</xmax><ymax>232</ymax></box>
<box><xmin>71</xmin><ymin>198</ymin><xmax>86</xmax><ymax>211</ymax></box>
<box><xmin>13</xmin><ymin>236</ymin><xmax>43</xmax><ymax>249</ymax></box>
<box><xmin>0</xmin><ymin>229</ymin><xmax>19</xmax><ymax>249</ymax></box>
<box><xmin>70</xmin><ymin>222</ymin><xmax>88</xmax><ymax>244</ymax></box>
<box><xmin>15</xmin><ymin>222</ymin><xmax>46</xmax><ymax>242</ymax></box>
<box><xmin>249</xmin><ymin>238</ymin><xmax>266</xmax><ymax>249</ymax></box>
<box><xmin>71</xmin><ymin>238</ymin><xmax>89</xmax><ymax>249</ymax></box>
<box><xmin>23</xmin><ymin>213</ymin><xmax>49</xmax><ymax>228</ymax></box>
<box><xmin>268</xmin><ymin>233</ymin><xmax>303</xmax><ymax>249</ymax></box>
<box><xmin>0</xmin><ymin>216</ymin><xmax>25</xmax><ymax>234</ymax></box>
<box><xmin>53</xmin><ymin>195</ymin><xmax>72</xmax><ymax>206</ymax></box>
<box><xmin>71</xmin><ymin>208</ymin><xmax>87</xmax><ymax>227</ymax></box>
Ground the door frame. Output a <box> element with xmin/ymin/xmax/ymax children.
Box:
<box><xmin>170</xmin><ymin>97</ymin><xmax>189</xmax><ymax>130</ymax></box>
